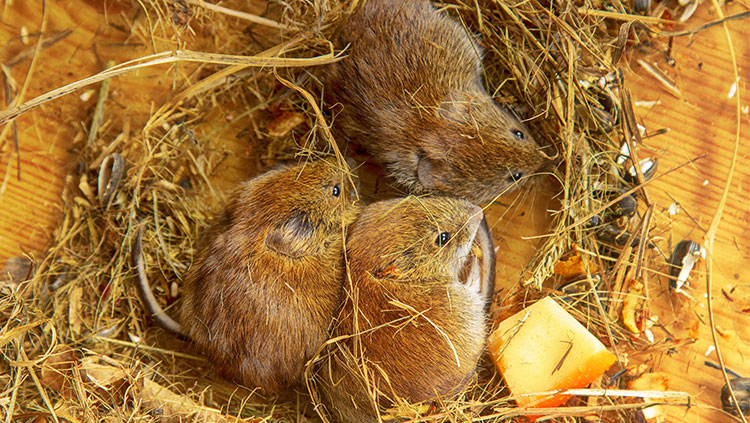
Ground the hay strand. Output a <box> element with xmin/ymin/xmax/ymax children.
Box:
<box><xmin>0</xmin><ymin>48</ymin><xmax>343</xmax><ymax>125</ymax></box>
<box><xmin>702</xmin><ymin>0</ymin><xmax>746</xmax><ymax>421</ymax></box>
<box><xmin>1</xmin><ymin>0</ymin><xmax>737</xmax><ymax>422</ymax></box>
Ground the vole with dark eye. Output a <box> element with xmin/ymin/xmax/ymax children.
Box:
<box><xmin>313</xmin><ymin>196</ymin><xmax>495</xmax><ymax>423</ymax></box>
<box><xmin>325</xmin><ymin>0</ymin><xmax>552</xmax><ymax>204</ymax></box>
<box><xmin>134</xmin><ymin>158</ymin><xmax>361</xmax><ymax>392</ymax></box>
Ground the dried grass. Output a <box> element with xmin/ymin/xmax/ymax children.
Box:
<box><xmin>0</xmin><ymin>0</ymin><xmax>733</xmax><ymax>422</ymax></box>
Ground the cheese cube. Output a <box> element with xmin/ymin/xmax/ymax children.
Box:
<box><xmin>488</xmin><ymin>296</ymin><xmax>616</xmax><ymax>408</ymax></box>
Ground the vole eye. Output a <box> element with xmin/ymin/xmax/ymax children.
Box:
<box><xmin>508</xmin><ymin>172</ymin><xmax>523</xmax><ymax>182</ymax></box>
<box><xmin>512</xmin><ymin>129</ymin><xmax>525</xmax><ymax>140</ymax></box>
<box><xmin>435</xmin><ymin>231</ymin><xmax>450</xmax><ymax>247</ymax></box>
<box><xmin>332</xmin><ymin>183</ymin><xmax>341</xmax><ymax>198</ymax></box>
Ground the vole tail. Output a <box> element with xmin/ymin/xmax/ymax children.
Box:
<box><xmin>133</xmin><ymin>226</ymin><xmax>186</xmax><ymax>337</ymax></box>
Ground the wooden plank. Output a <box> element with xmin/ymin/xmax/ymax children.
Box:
<box><xmin>622</xmin><ymin>4</ymin><xmax>750</xmax><ymax>422</ymax></box>
<box><xmin>0</xmin><ymin>1</ymin><xmax>748</xmax><ymax>422</ymax></box>
<box><xmin>0</xmin><ymin>1</ymin><xmax>177</xmax><ymax>260</ymax></box>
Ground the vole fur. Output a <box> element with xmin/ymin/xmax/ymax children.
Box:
<box><xmin>134</xmin><ymin>158</ymin><xmax>361</xmax><ymax>392</ymax></box>
<box><xmin>315</xmin><ymin>196</ymin><xmax>493</xmax><ymax>422</ymax></box>
<box><xmin>325</xmin><ymin>0</ymin><xmax>551</xmax><ymax>204</ymax></box>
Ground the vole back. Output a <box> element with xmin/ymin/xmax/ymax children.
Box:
<box><xmin>326</xmin><ymin>0</ymin><xmax>551</xmax><ymax>204</ymax></box>
<box><xmin>177</xmin><ymin>159</ymin><xmax>361</xmax><ymax>392</ymax></box>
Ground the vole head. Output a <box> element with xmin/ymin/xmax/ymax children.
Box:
<box><xmin>346</xmin><ymin>196</ymin><xmax>484</xmax><ymax>284</ymax></box>
<box><xmin>230</xmin><ymin>158</ymin><xmax>361</xmax><ymax>259</ymax></box>
<box><xmin>409</xmin><ymin>93</ymin><xmax>551</xmax><ymax>204</ymax></box>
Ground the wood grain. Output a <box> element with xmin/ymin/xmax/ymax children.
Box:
<box><xmin>623</xmin><ymin>4</ymin><xmax>749</xmax><ymax>422</ymax></box>
<box><xmin>0</xmin><ymin>1</ymin><xmax>177</xmax><ymax>260</ymax></box>
<box><xmin>0</xmin><ymin>1</ymin><xmax>748</xmax><ymax>422</ymax></box>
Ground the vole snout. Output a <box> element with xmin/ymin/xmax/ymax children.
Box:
<box><xmin>413</xmin><ymin>96</ymin><xmax>551</xmax><ymax>203</ymax></box>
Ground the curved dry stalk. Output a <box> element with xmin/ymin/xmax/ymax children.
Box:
<box><xmin>274</xmin><ymin>70</ymin><xmax>358</xmax><ymax>194</ymax></box>
<box><xmin>0</xmin><ymin>49</ymin><xmax>344</xmax><ymax>125</ymax></box>
<box><xmin>477</xmin><ymin>401</ymin><xmax>692</xmax><ymax>421</ymax></box>
<box><xmin>186</xmin><ymin>0</ymin><xmax>292</xmax><ymax>30</ymax></box>
<box><xmin>702</xmin><ymin>1</ymin><xmax>746</xmax><ymax>422</ymax></box>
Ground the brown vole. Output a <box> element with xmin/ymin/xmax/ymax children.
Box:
<box><xmin>325</xmin><ymin>0</ymin><xmax>551</xmax><ymax>204</ymax></box>
<box><xmin>314</xmin><ymin>196</ymin><xmax>495</xmax><ymax>423</ymax></box>
<box><xmin>134</xmin><ymin>158</ymin><xmax>361</xmax><ymax>392</ymax></box>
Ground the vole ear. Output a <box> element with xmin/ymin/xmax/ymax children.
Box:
<box><xmin>265</xmin><ymin>213</ymin><xmax>317</xmax><ymax>259</ymax></box>
<box><xmin>417</xmin><ymin>155</ymin><xmax>443</xmax><ymax>190</ymax></box>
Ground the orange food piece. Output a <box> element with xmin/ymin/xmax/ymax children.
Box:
<box><xmin>488</xmin><ymin>297</ymin><xmax>616</xmax><ymax>408</ymax></box>
<box><xmin>687</xmin><ymin>316</ymin><xmax>700</xmax><ymax>340</ymax></box>
<box><xmin>266</xmin><ymin>111</ymin><xmax>306</xmax><ymax>137</ymax></box>
<box><xmin>628</xmin><ymin>372</ymin><xmax>669</xmax><ymax>391</ymax></box>
<box><xmin>621</xmin><ymin>279</ymin><xmax>645</xmax><ymax>334</ymax></box>
<box><xmin>553</xmin><ymin>246</ymin><xmax>597</xmax><ymax>280</ymax></box>
<box><xmin>628</xmin><ymin>372</ymin><xmax>669</xmax><ymax>420</ymax></box>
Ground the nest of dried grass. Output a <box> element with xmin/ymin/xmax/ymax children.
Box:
<box><xmin>1</xmin><ymin>0</ymin><xmax>720</xmax><ymax>421</ymax></box>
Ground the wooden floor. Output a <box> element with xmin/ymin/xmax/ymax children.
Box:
<box><xmin>623</xmin><ymin>4</ymin><xmax>749</xmax><ymax>422</ymax></box>
<box><xmin>1</xmin><ymin>1</ymin><xmax>748</xmax><ymax>422</ymax></box>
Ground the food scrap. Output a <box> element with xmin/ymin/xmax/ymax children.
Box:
<box><xmin>628</xmin><ymin>372</ymin><xmax>670</xmax><ymax>421</ymax></box>
<box><xmin>553</xmin><ymin>246</ymin><xmax>597</xmax><ymax>280</ymax></box>
<box><xmin>621</xmin><ymin>279</ymin><xmax>647</xmax><ymax>334</ymax></box>
<box><xmin>488</xmin><ymin>296</ymin><xmax>616</xmax><ymax>408</ymax></box>
<box><xmin>668</xmin><ymin>240</ymin><xmax>706</xmax><ymax>291</ymax></box>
